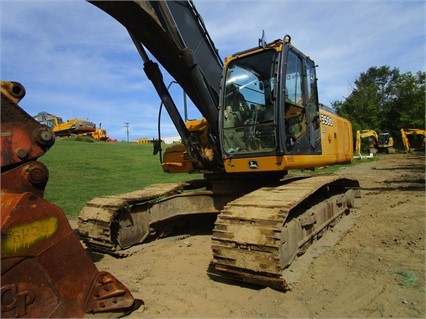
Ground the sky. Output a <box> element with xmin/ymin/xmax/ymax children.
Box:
<box><xmin>1</xmin><ymin>0</ymin><xmax>425</xmax><ymax>141</ymax></box>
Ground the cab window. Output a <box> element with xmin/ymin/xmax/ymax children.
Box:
<box><xmin>285</xmin><ymin>50</ymin><xmax>303</xmax><ymax>106</ymax></box>
<box><xmin>305</xmin><ymin>58</ymin><xmax>319</xmax><ymax>126</ymax></box>
<box><xmin>222</xmin><ymin>50</ymin><xmax>277</xmax><ymax>154</ymax></box>
<box><xmin>284</xmin><ymin>50</ymin><xmax>306</xmax><ymax>139</ymax></box>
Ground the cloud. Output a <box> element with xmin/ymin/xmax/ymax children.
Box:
<box><xmin>1</xmin><ymin>0</ymin><xmax>425</xmax><ymax>140</ymax></box>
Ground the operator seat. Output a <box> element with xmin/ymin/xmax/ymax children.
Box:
<box><xmin>223</xmin><ymin>105</ymin><xmax>245</xmax><ymax>152</ymax></box>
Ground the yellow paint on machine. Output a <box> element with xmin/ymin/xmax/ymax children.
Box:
<box><xmin>224</xmin><ymin>108</ymin><xmax>354</xmax><ymax>173</ymax></box>
<box><xmin>2</xmin><ymin>217</ymin><xmax>58</xmax><ymax>256</ymax></box>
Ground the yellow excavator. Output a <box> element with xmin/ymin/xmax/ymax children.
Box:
<box><xmin>2</xmin><ymin>1</ymin><xmax>361</xmax><ymax>317</ymax></box>
<box><xmin>34</xmin><ymin>112</ymin><xmax>110</xmax><ymax>141</ymax></box>
<box><xmin>377</xmin><ymin>132</ymin><xmax>395</xmax><ymax>154</ymax></box>
<box><xmin>355</xmin><ymin>129</ymin><xmax>378</xmax><ymax>157</ymax></box>
<box><xmin>78</xmin><ymin>0</ymin><xmax>360</xmax><ymax>290</ymax></box>
<box><xmin>401</xmin><ymin>128</ymin><xmax>426</xmax><ymax>153</ymax></box>
<box><xmin>355</xmin><ymin>130</ymin><xmax>396</xmax><ymax>157</ymax></box>
<box><xmin>33</xmin><ymin>111</ymin><xmax>96</xmax><ymax>137</ymax></box>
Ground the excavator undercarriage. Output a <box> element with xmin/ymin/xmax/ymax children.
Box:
<box><xmin>211</xmin><ymin>175</ymin><xmax>360</xmax><ymax>290</ymax></box>
<box><xmin>78</xmin><ymin>181</ymin><xmax>235</xmax><ymax>256</ymax></box>
<box><xmin>78</xmin><ymin>173</ymin><xmax>360</xmax><ymax>290</ymax></box>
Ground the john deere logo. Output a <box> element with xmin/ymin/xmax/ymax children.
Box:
<box><xmin>248</xmin><ymin>160</ymin><xmax>258</xmax><ymax>169</ymax></box>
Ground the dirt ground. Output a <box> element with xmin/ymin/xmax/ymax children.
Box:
<box><xmin>75</xmin><ymin>153</ymin><xmax>425</xmax><ymax>318</ymax></box>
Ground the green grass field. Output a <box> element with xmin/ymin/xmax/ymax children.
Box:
<box><xmin>39</xmin><ymin>139</ymin><xmax>200</xmax><ymax>218</ymax></box>
<box><xmin>39</xmin><ymin>138</ymin><xmax>376</xmax><ymax>219</ymax></box>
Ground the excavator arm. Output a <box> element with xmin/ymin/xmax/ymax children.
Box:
<box><xmin>355</xmin><ymin>129</ymin><xmax>379</xmax><ymax>156</ymax></box>
<box><xmin>89</xmin><ymin>1</ymin><xmax>223</xmax><ymax>166</ymax></box>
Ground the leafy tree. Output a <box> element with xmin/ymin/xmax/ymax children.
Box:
<box><xmin>334</xmin><ymin>66</ymin><xmax>425</xmax><ymax>149</ymax></box>
<box><xmin>391</xmin><ymin>71</ymin><xmax>425</xmax><ymax>129</ymax></box>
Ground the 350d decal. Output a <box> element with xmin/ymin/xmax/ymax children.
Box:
<box><xmin>320</xmin><ymin>114</ymin><xmax>333</xmax><ymax>126</ymax></box>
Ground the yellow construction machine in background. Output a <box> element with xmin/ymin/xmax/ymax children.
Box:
<box><xmin>356</xmin><ymin>130</ymin><xmax>396</xmax><ymax>158</ymax></box>
<box><xmin>355</xmin><ymin>129</ymin><xmax>378</xmax><ymax>158</ymax></box>
<box><xmin>401</xmin><ymin>128</ymin><xmax>426</xmax><ymax>153</ymax></box>
<box><xmin>33</xmin><ymin>111</ymin><xmax>96</xmax><ymax>137</ymax></box>
<box><xmin>34</xmin><ymin>112</ymin><xmax>110</xmax><ymax>141</ymax></box>
<box><xmin>377</xmin><ymin>132</ymin><xmax>395</xmax><ymax>154</ymax></box>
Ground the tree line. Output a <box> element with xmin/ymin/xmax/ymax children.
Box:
<box><xmin>331</xmin><ymin>66</ymin><xmax>425</xmax><ymax>149</ymax></box>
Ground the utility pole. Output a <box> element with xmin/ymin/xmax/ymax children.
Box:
<box><xmin>125</xmin><ymin>122</ymin><xmax>130</xmax><ymax>142</ymax></box>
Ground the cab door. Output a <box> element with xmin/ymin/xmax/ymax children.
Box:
<box><xmin>280</xmin><ymin>45</ymin><xmax>321</xmax><ymax>155</ymax></box>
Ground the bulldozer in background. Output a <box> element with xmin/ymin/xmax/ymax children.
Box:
<box><xmin>90</xmin><ymin>128</ymin><xmax>109</xmax><ymax>141</ymax></box>
<box><xmin>81</xmin><ymin>127</ymin><xmax>110</xmax><ymax>141</ymax></box>
<box><xmin>2</xmin><ymin>0</ymin><xmax>362</xmax><ymax>317</ymax></box>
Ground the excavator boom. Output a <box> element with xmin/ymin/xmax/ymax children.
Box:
<box><xmin>89</xmin><ymin>1</ymin><xmax>222</xmax><ymax>137</ymax></box>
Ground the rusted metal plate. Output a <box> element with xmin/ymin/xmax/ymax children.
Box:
<box><xmin>1</xmin><ymin>162</ymin><xmax>49</xmax><ymax>198</ymax></box>
<box><xmin>1</xmin><ymin>83</ymin><xmax>55</xmax><ymax>169</ymax></box>
<box><xmin>1</xmin><ymin>191</ymin><xmax>138</xmax><ymax>318</ymax></box>
<box><xmin>1</xmin><ymin>80</ymin><xmax>140</xmax><ymax>317</ymax></box>
<box><xmin>84</xmin><ymin>272</ymin><xmax>135</xmax><ymax>314</ymax></box>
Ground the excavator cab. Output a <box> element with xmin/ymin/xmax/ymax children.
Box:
<box><xmin>377</xmin><ymin>132</ymin><xmax>395</xmax><ymax>153</ymax></box>
<box><xmin>217</xmin><ymin>36</ymin><xmax>354</xmax><ymax>175</ymax></box>
<box><xmin>220</xmin><ymin>37</ymin><xmax>321</xmax><ymax>160</ymax></box>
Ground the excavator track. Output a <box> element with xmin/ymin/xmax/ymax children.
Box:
<box><xmin>211</xmin><ymin>175</ymin><xmax>360</xmax><ymax>290</ymax></box>
<box><xmin>78</xmin><ymin>181</ymin><xmax>236</xmax><ymax>257</ymax></box>
<box><xmin>78</xmin><ymin>183</ymin><xmax>186</xmax><ymax>255</ymax></box>
<box><xmin>78</xmin><ymin>174</ymin><xmax>360</xmax><ymax>290</ymax></box>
